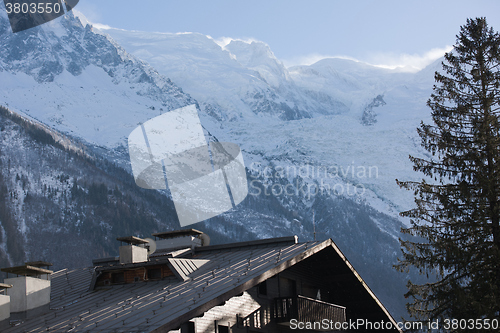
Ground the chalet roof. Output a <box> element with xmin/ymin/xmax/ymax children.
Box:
<box><xmin>3</xmin><ymin>237</ymin><xmax>400</xmax><ymax>333</ymax></box>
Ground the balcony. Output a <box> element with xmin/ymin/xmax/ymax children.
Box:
<box><xmin>274</xmin><ymin>295</ymin><xmax>346</xmax><ymax>330</ymax></box>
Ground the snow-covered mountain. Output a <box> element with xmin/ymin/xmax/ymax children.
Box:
<box><xmin>0</xmin><ymin>10</ymin><xmax>443</xmax><ymax>319</ymax></box>
<box><xmin>0</xmin><ymin>10</ymin><xmax>195</xmax><ymax>149</ymax></box>
<box><xmin>103</xmin><ymin>29</ymin><xmax>349</xmax><ymax>121</ymax></box>
<box><xmin>0</xmin><ymin>104</ymin><xmax>249</xmax><ymax>271</ymax></box>
<box><xmin>100</xmin><ymin>26</ymin><xmax>436</xmax><ymax>219</ymax></box>
<box><xmin>0</xmin><ymin>10</ymin><xmax>436</xmax><ymax>218</ymax></box>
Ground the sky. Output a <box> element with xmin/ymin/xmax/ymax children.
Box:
<box><xmin>76</xmin><ymin>0</ymin><xmax>500</xmax><ymax>70</ymax></box>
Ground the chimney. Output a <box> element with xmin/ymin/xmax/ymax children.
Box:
<box><xmin>0</xmin><ymin>283</ymin><xmax>12</xmax><ymax>330</ymax></box>
<box><xmin>152</xmin><ymin>229</ymin><xmax>210</xmax><ymax>252</ymax></box>
<box><xmin>116</xmin><ymin>236</ymin><xmax>149</xmax><ymax>264</ymax></box>
<box><xmin>1</xmin><ymin>262</ymin><xmax>53</xmax><ymax>320</ymax></box>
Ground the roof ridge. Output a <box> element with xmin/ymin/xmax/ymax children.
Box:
<box><xmin>194</xmin><ymin>235</ymin><xmax>298</xmax><ymax>253</ymax></box>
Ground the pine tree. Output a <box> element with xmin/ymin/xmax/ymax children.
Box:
<box><xmin>396</xmin><ymin>17</ymin><xmax>500</xmax><ymax>326</ymax></box>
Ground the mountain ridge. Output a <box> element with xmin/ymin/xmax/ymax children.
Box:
<box><xmin>0</xmin><ymin>11</ymin><xmax>442</xmax><ymax>319</ymax></box>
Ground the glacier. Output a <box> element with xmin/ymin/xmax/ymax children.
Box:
<box><xmin>0</xmin><ymin>10</ymin><xmax>445</xmax><ymax>319</ymax></box>
<box><xmin>97</xmin><ymin>25</ymin><xmax>439</xmax><ymax>221</ymax></box>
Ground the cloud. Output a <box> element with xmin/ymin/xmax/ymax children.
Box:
<box><xmin>92</xmin><ymin>23</ymin><xmax>113</xmax><ymax>30</ymax></box>
<box><xmin>283</xmin><ymin>46</ymin><xmax>453</xmax><ymax>72</ymax></box>
<box><xmin>72</xmin><ymin>9</ymin><xmax>113</xmax><ymax>30</ymax></box>
<box><xmin>282</xmin><ymin>54</ymin><xmax>360</xmax><ymax>68</ymax></box>
<box><xmin>366</xmin><ymin>46</ymin><xmax>454</xmax><ymax>72</ymax></box>
<box><xmin>72</xmin><ymin>4</ymin><xmax>102</xmax><ymax>25</ymax></box>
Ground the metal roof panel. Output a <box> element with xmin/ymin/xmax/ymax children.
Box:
<box><xmin>3</xmin><ymin>239</ymin><xmax>397</xmax><ymax>333</ymax></box>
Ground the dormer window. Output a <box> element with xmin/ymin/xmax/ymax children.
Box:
<box><xmin>111</xmin><ymin>272</ymin><xmax>125</xmax><ymax>284</ymax></box>
<box><xmin>148</xmin><ymin>268</ymin><xmax>162</xmax><ymax>280</ymax></box>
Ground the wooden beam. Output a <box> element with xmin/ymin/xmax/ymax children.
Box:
<box><xmin>1</xmin><ymin>265</ymin><xmax>53</xmax><ymax>276</ymax></box>
<box><xmin>25</xmin><ymin>261</ymin><xmax>53</xmax><ymax>267</ymax></box>
<box><xmin>116</xmin><ymin>236</ymin><xmax>149</xmax><ymax>245</ymax></box>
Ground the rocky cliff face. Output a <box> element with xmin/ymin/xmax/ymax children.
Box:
<box><xmin>362</xmin><ymin>94</ymin><xmax>386</xmax><ymax>125</ymax></box>
<box><xmin>0</xmin><ymin>11</ymin><xmax>188</xmax><ymax>104</ymax></box>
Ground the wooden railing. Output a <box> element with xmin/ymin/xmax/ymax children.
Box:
<box><xmin>274</xmin><ymin>295</ymin><xmax>346</xmax><ymax>325</ymax></box>
<box><xmin>238</xmin><ymin>305</ymin><xmax>272</xmax><ymax>330</ymax></box>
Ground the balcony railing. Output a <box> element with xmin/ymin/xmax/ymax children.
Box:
<box><xmin>274</xmin><ymin>295</ymin><xmax>346</xmax><ymax>327</ymax></box>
